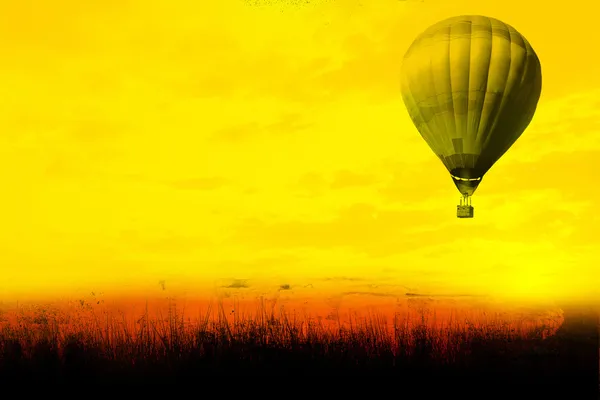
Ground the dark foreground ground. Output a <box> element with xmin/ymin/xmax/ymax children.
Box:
<box><xmin>0</xmin><ymin>304</ymin><xmax>597</xmax><ymax>397</ymax></box>
<box><xmin>0</xmin><ymin>341</ymin><xmax>596</xmax><ymax>397</ymax></box>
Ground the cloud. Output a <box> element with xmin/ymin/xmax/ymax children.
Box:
<box><xmin>224</xmin><ymin>279</ymin><xmax>249</xmax><ymax>289</ymax></box>
<box><xmin>265</xmin><ymin>113</ymin><xmax>314</xmax><ymax>134</ymax></box>
<box><xmin>483</xmin><ymin>150</ymin><xmax>600</xmax><ymax>200</ymax></box>
<box><xmin>164</xmin><ymin>176</ymin><xmax>230</xmax><ymax>190</ymax></box>
<box><xmin>118</xmin><ymin>230</ymin><xmax>215</xmax><ymax>254</ymax></box>
<box><xmin>133</xmin><ymin>2</ymin><xmax>414</xmax><ymax>105</ymax></box>
<box><xmin>227</xmin><ymin>202</ymin><xmax>446</xmax><ymax>256</ymax></box>
<box><xmin>379</xmin><ymin>172</ymin><xmax>447</xmax><ymax>202</ymax></box>
<box><xmin>212</xmin><ymin>253</ymin><xmax>304</xmax><ymax>274</ymax></box>
<box><xmin>209</xmin><ymin>112</ymin><xmax>313</xmax><ymax>142</ymax></box>
<box><xmin>210</xmin><ymin>122</ymin><xmax>262</xmax><ymax>142</ymax></box>
<box><xmin>404</xmin><ymin>292</ymin><xmax>481</xmax><ymax>298</ymax></box>
<box><xmin>310</xmin><ymin>33</ymin><xmax>402</xmax><ymax>101</ymax></box>
<box><xmin>322</xmin><ymin>276</ymin><xmax>365</xmax><ymax>282</ymax></box>
<box><xmin>341</xmin><ymin>291</ymin><xmax>396</xmax><ymax>297</ymax></box>
<box><xmin>225</xmin><ymin>180</ymin><xmax>596</xmax><ymax>269</ymax></box>
<box><xmin>330</xmin><ymin>169</ymin><xmax>380</xmax><ymax>189</ymax></box>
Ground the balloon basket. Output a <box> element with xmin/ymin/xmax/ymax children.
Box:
<box><xmin>457</xmin><ymin>205</ymin><xmax>474</xmax><ymax>218</ymax></box>
<box><xmin>457</xmin><ymin>195</ymin><xmax>474</xmax><ymax>218</ymax></box>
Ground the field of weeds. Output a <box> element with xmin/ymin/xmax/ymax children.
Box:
<box><xmin>0</xmin><ymin>298</ymin><xmax>596</xmax><ymax>393</ymax></box>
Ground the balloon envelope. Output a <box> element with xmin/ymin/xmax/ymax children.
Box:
<box><xmin>400</xmin><ymin>15</ymin><xmax>542</xmax><ymax>196</ymax></box>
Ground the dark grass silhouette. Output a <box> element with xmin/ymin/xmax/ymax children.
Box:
<box><xmin>0</xmin><ymin>299</ymin><xmax>597</xmax><ymax>395</ymax></box>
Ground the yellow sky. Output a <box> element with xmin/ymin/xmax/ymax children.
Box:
<box><xmin>0</xmin><ymin>0</ymin><xmax>599</xmax><ymax>306</ymax></box>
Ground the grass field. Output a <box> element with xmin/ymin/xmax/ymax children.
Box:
<box><xmin>0</xmin><ymin>298</ymin><xmax>597</xmax><ymax>394</ymax></box>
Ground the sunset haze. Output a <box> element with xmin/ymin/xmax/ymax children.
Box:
<box><xmin>0</xmin><ymin>0</ymin><xmax>598</xmax><ymax>315</ymax></box>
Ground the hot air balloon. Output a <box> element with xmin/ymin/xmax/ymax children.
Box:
<box><xmin>400</xmin><ymin>15</ymin><xmax>542</xmax><ymax>218</ymax></box>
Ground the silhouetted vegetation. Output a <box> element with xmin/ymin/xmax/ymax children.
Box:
<box><xmin>0</xmin><ymin>299</ymin><xmax>596</xmax><ymax>394</ymax></box>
